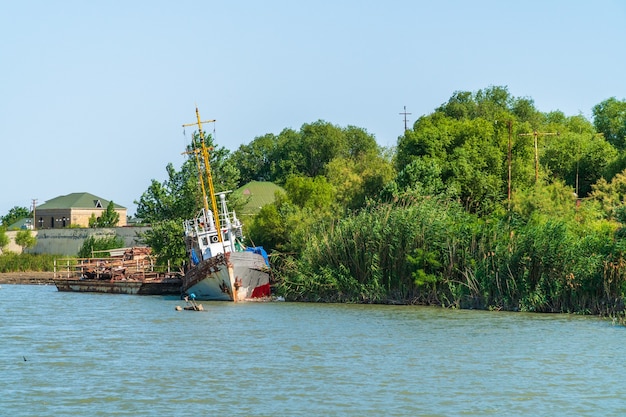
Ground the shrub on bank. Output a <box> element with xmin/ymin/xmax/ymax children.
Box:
<box><xmin>277</xmin><ymin>197</ymin><xmax>626</xmax><ymax>316</ymax></box>
<box><xmin>0</xmin><ymin>253</ymin><xmax>58</xmax><ymax>273</ymax></box>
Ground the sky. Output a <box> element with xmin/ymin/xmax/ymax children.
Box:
<box><xmin>1</xmin><ymin>0</ymin><xmax>625</xmax><ymax>216</ymax></box>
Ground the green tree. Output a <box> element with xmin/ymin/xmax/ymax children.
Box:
<box><xmin>542</xmin><ymin>129</ymin><xmax>616</xmax><ymax>197</ymax></box>
<box><xmin>77</xmin><ymin>235</ymin><xmax>125</xmax><ymax>258</ymax></box>
<box><xmin>247</xmin><ymin>196</ymin><xmax>290</xmax><ymax>251</ymax></box>
<box><xmin>2</xmin><ymin>206</ymin><xmax>30</xmax><ymax>227</ymax></box>
<box><xmin>326</xmin><ymin>148</ymin><xmax>394</xmax><ymax>210</ymax></box>
<box><xmin>136</xmin><ymin>132</ymin><xmax>239</xmax><ymax>224</ymax></box>
<box><xmin>135</xmin><ymin>163</ymin><xmax>197</xmax><ymax>224</ymax></box>
<box><xmin>15</xmin><ymin>230</ymin><xmax>36</xmax><ymax>252</ymax></box>
<box><xmin>343</xmin><ymin>125</ymin><xmax>379</xmax><ymax>158</ymax></box>
<box><xmin>140</xmin><ymin>220</ymin><xmax>187</xmax><ymax>268</ymax></box>
<box><xmin>593</xmin><ymin>97</ymin><xmax>626</xmax><ymax>149</ymax></box>
<box><xmin>247</xmin><ymin>184</ymin><xmax>328</xmax><ymax>253</ymax></box>
<box><xmin>397</xmin><ymin>111</ymin><xmax>508</xmax><ymax>213</ymax></box>
<box><xmin>88</xmin><ymin>201</ymin><xmax>120</xmax><ymax>228</ymax></box>
<box><xmin>284</xmin><ymin>175</ymin><xmax>334</xmax><ymax>211</ymax></box>
<box><xmin>589</xmin><ymin>168</ymin><xmax>626</xmax><ymax>220</ymax></box>
<box><xmin>298</xmin><ymin>120</ymin><xmax>347</xmax><ymax>177</ymax></box>
<box><xmin>229</xmin><ymin>133</ymin><xmax>278</xmax><ymax>185</ymax></box>
<box><xmin>0</xmin><ymin>227</ymin><xmax>9</xmax><ymax>253</ymax></box>
<box><xmin>382</xmin><ymin>158</ymin><xmax>446</xmax><ymax>202</ymax></box>
<box><xmin>511</xmin><ymin>180</ymin><xmax>579</xmax><ymax>223</ymax></box>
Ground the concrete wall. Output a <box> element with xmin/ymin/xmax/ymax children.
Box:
<box><xmin>4</xmin><ymin>227</ymin><xmax>151</xmax><ymax>256</ymax></box>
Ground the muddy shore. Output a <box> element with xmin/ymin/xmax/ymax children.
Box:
<box><xmin>0</xmin><ymin>272</ymin><xmax>55</xmax><ymax>285</ymax></box>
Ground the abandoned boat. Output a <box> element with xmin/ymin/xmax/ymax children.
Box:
<box><xmin>179</xmin><ymin>108</ymin><xmax>271</xmax><ymax>301</ymax></box>
<box><xmin>53</xmin><ymin>247</ymin><xmax>182</xmax><ymax>295</ymax></box>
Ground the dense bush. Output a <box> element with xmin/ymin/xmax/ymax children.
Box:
<box><xmin>77</xmin><ymin>235</ymin><xmax>125</xmax><ymax>258</ymax></box>
<box><xmin>277</xmin><ymin>196</ymin><xmax>626</xmax><ymax>316</ymax></box>
<box><xmin>0</xmin><ymin>253</ymin><xmax>57</xmax><ymax>272</ymax></box>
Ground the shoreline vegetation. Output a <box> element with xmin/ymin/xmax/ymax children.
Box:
<box><xmin>5</xmin><ymin>88</ymin><xmax>626</xmax><ymax>325</ymax></box>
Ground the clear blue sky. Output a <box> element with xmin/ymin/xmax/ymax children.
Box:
<box><xmin>2</xmin><ymin>0</ymin><xmax>625</xmax><ymax>217</ymax></box>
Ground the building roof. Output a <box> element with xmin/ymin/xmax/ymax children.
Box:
<box><xmin>37</xmin><ymin>192</ymin><xmax>126</xmax><ymax>210</ymax></box>
<box><xmin>7</xmin><ymin>217</ymin><xmax>33</xmax><ymax>230</ymax></box>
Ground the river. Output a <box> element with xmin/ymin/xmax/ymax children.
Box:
<box><xmin>2</xmin><ymin>284</ymin><xmax>625</xmax><ymax>416</ymax></box>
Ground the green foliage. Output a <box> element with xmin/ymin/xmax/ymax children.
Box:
<box><xmin>15</xmin><ymin>230</ymin><xmax>36</xmax><ymax>251</ymax></box>
<box><xmin>496</xmin><ymin>217</ymin><xmax>618</xmax><ymax>313</ymax></box>
<box><xmin>230</xmin><ymin>133</ymin><xmax>278</xmax><ymax>184</ymax></box>
<box><xmin>2</xmin><ymin>206</ymin><xmax>30</xmax><ymax>227</ymax></box>
<box><xmin>0</xmin><ymin>253</ymin><xmax>56</xmax><ymax>272</ymax></box>
<box><xmin>407</xmin><ymin>248</ymin><xmax>442</xmax><ymax>287</ymax></box>
<box><xmin>77</xmin><ymin>235</ymin><xmax>125</xmax><ymax>258</ymax></box>
<box><xmin>139</xmin><ymin>220</ymin><xmax>186</xmax><ymax>269</ymax></box>
<box><xmin>228</xmin><ymin>121</ymin><xmax>380</xmax><ymax>186</ymax></box>
<box><xmin>397</xmin><ymin>111</ymin><xmax>509</xmax><ymax>213</ymax></box>
<box><xmin>136</xmin><ymin>132</ymin><xmax>239</xmax><ymax>224</ymax></box>
<box><xmin>541</xmin><ymin>118</ymin><xmax>616</xmax><ymax>197</ymax></box>
<box><xmin>247</xmin><ymin>190</ymin><xmax>315</xmax><ymax>254</ymax></box>
<box><xmin>132</xmin><ymin>88</ymin><xmax>626</xmax><ymax>318</ymax></box>
<box><xmin>510</xmin><ymin>181</ymin><xmax>578</xmax><ymax>224</ymax></box>
<box><xmin>88</xmin><ymin>201</ymin><xmax>120</xmax><ymax>228</ymax></box>
<box><xmin>247</xmin><ymin>203</ymin><xmax>287</xmax><ymax>251</ymax></box>
<box><xmin>589</xmin><ymin>168</ymin><xmax>626</xmax><ymax>220</ymax></box>
<box><xmin>325</xmin><ymin>149</ymin><xmax>394</xmax><ymax>210</ymax></box>
<box><xmin>284</xmin><ymin>175</ymin><xmax>334</xmax><ymax>211</ymax></box>
<box><xmin>278</xmin><ymin>197</ymin><xmax>474</xmax><ymax>303</ymax></box>
<box><xmin>276</xmin><ymin>192</ymin><xmax>624</xmax><ymax>314</ymax></box>
<box><xmin>593</xmin><ymin>97</ymin><xmax>626</xmax><ymax>149</ymax></box>
<box><xmin>0</xmin><ymin>227</ymin><xmax>9</xmax><ymax>252</ymax></box>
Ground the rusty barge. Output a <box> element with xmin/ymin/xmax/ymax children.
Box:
<box><xmin>179</xmin><ymin>108</ymin><xmax>271</xmax><ymax>301</ymax></box>
<box><xmin>53</xmin><ymin>247</ymin><xmax>182</xmax><ymax>295</ymax></box>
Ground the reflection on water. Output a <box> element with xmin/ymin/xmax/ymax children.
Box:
<box><xmin>2</xmin><ymin>284</ymin><xmax>625</xmax><ymax>416</ymax></box>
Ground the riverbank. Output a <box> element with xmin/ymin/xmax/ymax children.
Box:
<box><xmin>0</xmin><ymin>271</ymin><xmax>54</xmax><ymax>284</ymax></box>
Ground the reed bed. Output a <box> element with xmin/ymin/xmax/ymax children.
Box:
<box><xmin>279</xmin><ymin>197</ymin><xmax>626</xmax><ymax>315</ymax></box>
<box><xmin>0</xmin><ymin>252</ymin><xmax>58</xmax><ymax>273</ymax></box>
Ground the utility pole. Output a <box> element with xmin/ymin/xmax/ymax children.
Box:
<box><xmin>399</xmin><ymin>106</ymin><xmax>412</xmax><ymax>131</ymax></box>
<box><xmin>518</xmin><ymin>130</ymin><xmax>558</xmax><ymax>183</ymax></box>
<box><xmin>32</xmin><ymin>198</ymin><xmax>37</xmax><ymax>230</ymax></box>
<box><xmin>574</xmin><ymin>132</ymin><xmax>603</xmax><ymax>197</ymax></box>
<box><xmin>507</xmin><ymin>121</ymin><xmax>512</xmax><ymax>207</ymax></box>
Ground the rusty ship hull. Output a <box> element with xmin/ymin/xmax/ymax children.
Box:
<box><xmin>181</xmin><ymin>251</ymin><xmax>270</xmax><ymax>301</ymax></box>
<box><xmin>53</xmin><ymin>247</ymin><xmax>182</xmax><ymax>296</ymax></box>
<box><xmin>180</xmin><ymin>107</ymin><xmax>271</xmax><ymax>302</ymax></box>
<box><xmin>54</xmin><ymin>277</ymin><xmax>182</xmax><ymax>295</ymax></box>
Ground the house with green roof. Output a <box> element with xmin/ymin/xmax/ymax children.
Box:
<box><xmin>35</xmin><ymin>192</ymin><xmax>127</xmax><ymax>229</ymax></box>
<box><xmin>7</xmin><ymin>217</ymin><xmax>34</xmax><ymax>231</ymax></box>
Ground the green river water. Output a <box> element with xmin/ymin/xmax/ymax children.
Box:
<box><xmin>2</xmin><ymin>284</ymin><xmax>625</xmax><ymax>416</ymax></box>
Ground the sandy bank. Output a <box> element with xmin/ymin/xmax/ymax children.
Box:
<box><xmin>0</xmin><ymin>272</ymin><xmax>55</xmax><ymax>284</ymax></box>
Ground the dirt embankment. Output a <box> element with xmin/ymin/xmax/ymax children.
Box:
<box><xmin>0</xmin><ymin>272</ymin><xmax>55</xmax><ymax>284</ymax></box>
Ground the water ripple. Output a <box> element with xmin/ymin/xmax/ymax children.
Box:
<box><xmin>2</xmin><ymin>285</ymin><xmax>626</xmax><ymax>416</ymax></box>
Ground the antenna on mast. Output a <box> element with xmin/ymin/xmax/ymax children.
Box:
<box><xmin>182</xmin><ymin>107</ymin><xmax>223</xmax><ymax>241</ymax></box>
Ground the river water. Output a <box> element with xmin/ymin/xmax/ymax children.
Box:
<box><xmin>2</xmin><ymin>284</ymin><xmax>625</xmax><ymax>416</ymax></box>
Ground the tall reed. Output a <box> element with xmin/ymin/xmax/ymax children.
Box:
<box><xmin>279</xmin><ymin>197</ymin><xmax>626</xmax><ymax>315</ymax></box>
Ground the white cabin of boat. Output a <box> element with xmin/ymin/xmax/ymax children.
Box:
<box><xmin>184</xmin><ymin>191</ymin><xmax>244</xmax><ymax>263</ymax></box>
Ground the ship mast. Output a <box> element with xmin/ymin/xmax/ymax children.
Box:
<box><xmin>182</xmin><ymin>107</ymin><xmax>223</xmax><ymax>242</ymax></box>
